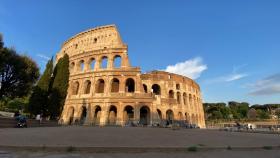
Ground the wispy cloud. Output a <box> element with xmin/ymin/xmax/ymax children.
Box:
<box><xmin>164</xmin><ymin>57</ymin><xmax>207</xmax><ymax>79</ymax></box>
<box><xmin>205</xmin><ymin>65</ymin><xmax>248</xmax><ymax>84</ymax></box>
<box><xmin>248</xmin><ymin>73</ymin><xmax>280</xmax><ymax>96</ymax></box>
<box><xmin>37</xmin><ymin>54</ymin><xmax>51</xmax><ymax>61</ymax></box>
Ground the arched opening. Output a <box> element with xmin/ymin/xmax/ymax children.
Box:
<box><xmin>84</xmin><ymin>80</ymin><xmax>91</xmax><ymax>94</ymax></box>
<box><xmin>111</xmin><ymin>78</ymin><xmax>119</xmax><ymax>93</ymax></box>
<box><xmin>183</xmin><ymin>93</ymin><xmax>187</xmax><ymax>105</ymax></box>
<box><xmin>140</xmin><ymin>106</ymin><xmax>150</xmax><ymax>125</ymax></box>
<box><xmin>93</xmin><ymin>106</ymin><xmax>101</xmax><ymax>125</ymax></box>
<box><xmin>72</xmin><ymin>81</ymin><xmax>80</xmax><ymax>95</ymax></box>
<box><xmin>124</xmin><ymin>105</ymin><xmax>134</xmax><ymax>125</ymax></box>
<box><xmin>189</xmin><ymin>94</ymin><xmax>192</xmax><ymax>107</ymax></box>
<box><xmin>191</xmin><ymin>114</ymin><xmax>195</xmax><ymax>124</ymax></box>
<box><xmin>176</xmin><ymin>83</ymin><xmax>180</xmax><ymax>90</ymax></box>
<box><xmin>157</xmin><ymin>109</ymin><xmax>162</xmax><ymax>123</ymax></box>
<box><xmin>90</xmin><ymin>58</ymin><xmax>95</xmax><ymax>70</ymax></box>
<box><xmin>169</xmin><ymin>90</ymin><xmax>174</xmax><ymax>98</ymax></box>
<box><xmin>68</xmin><ymin>107</ymin><xmax>74</xmax><ymax>125</ymax></box>
<box><xmin>177</xmin><ymin>92</ymin><xmax>181</xmax><ymax>104</ymax></box>
<box><xmin>143</xmin><ymin>84</ymin><xmax>148</xmax><ymax>93</ymax></box>
<box><xmin>70</xmin><ymin>62</ymin><xmax>75</xmax><ymax>73</ymax></box>
<box><xmin>113</xmin><ymin>55</ymin><xmax>121</xmax><ymax>68</ymax></box>
<box><xmin>79</xmin><ymin>60</ymin><xmax>85</xmax><ymax>71</ymax></box>
<box><xmin>178</xmin><ymin>112</ymin><xmax>183</xmax><ymax>121</ymax></box>
<box><xmin>108</xmin><ymin>105</ymin><xmax>117</xmax><ymax>125</ymax></box>
<box><xmin>80</xmin><ymin>106</ymin><xmax>87</xmax><ymax>125</ymax></box>
<box><xmin>125</xmin><ymin>78</ymin><xmax>135</xmax><ymax>93</ymax></box>
<box><xmin>185</xmin><ymin>112</ymin><xmax>190</xmax><ymax>124</ymax></box>
<box><xmin>96</xmin><ymin>79</ymin><xmax>105</xmax><ymax>93</ymax></box>
<box><xmin>152</xmin><ymin>84</ymin><xmax>161</xmax><ymax>95</ymax></box>
<box><xmin>166</xmin><ymin>110</ymin><xmax>174</xmax><ymax>125</ymax></box>
<box><xmin>101</xmin><ymin>56</ymin><xmax>108</xmax><ymax>69</ymax></box>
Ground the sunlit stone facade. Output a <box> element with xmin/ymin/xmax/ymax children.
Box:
<box><xmin>57</xmin><ymin>25</ymin><xmax>205</xmax><ymax>128</ymax></box>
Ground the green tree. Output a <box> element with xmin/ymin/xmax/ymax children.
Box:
<box><xmin>48</xmin><ymin>54</ymin><xmax>69</xmax><ymax>119</ymax></box>
<box><xmin>0</xmin><ymin>42</ymin><xmax>39</xmax><ymax>99</ymax></box>
<box><xmin>257</xmin><ymin>109</ymin><xmax>270</xmax><ymax>119</ymax></box>
<box><xmin>229</xmin><ymin>101</ymin><xmax>249</xmax><ymax>119</ymax></box>
<box><xmin>0</xmin><ymin>33</ymin><xmax>3</xmax><ymax>49</ymax></box>
<box><xmin>204</xmin><ymin>102</ymin><xmax>231</xmax><ymax>120</ymax></box>
<box><xmin>28</xmin><ymin>58</ymin><xmax>53</xmax><ymax>116</ymax></box>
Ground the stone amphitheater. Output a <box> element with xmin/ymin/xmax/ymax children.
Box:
<box><xmin>56</xmin><ymin>25</ymin><xmax>205</xmax><ymax>128</ymax></box>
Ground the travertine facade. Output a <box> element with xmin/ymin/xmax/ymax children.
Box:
<box><xmin>57</xmin><ymin>25</ymin><xmax>205</xmax><ymax>128</ymax></box>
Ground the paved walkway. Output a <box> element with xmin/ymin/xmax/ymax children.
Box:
<box><xmin>0</xmin><ymin>126</ymin><xmax>279</xmax><ymax>148</ymax></box>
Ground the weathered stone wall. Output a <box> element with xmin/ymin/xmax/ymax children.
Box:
<box><xmin>56</xmin><ymin>25</ymin><xmax>206</xmax><ymax>128</ymax></box>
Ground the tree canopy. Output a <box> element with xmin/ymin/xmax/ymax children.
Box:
<box><xmin>0</xmin><ymin>36</ymin><xmax>39</xmax><ymax>99</ymax></box>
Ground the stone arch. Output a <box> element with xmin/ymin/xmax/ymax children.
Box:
<box><xmin>157</xmin><ymin>109</ymin><xmax>162</xmax><ymax>123</ymax></box>
<box><xmin>189</xmin><ymin>94</ymin><xmax>192</xmax><ymax>107</ymax></box>
<box><xmin>166</xmin><ymin>109</ymin><xmax>174</xmax><ymax>125</ymax></box>
<box><xmin>101</xmin><ymin>56</ymin><xmax>108</xmax><ymax>69</ymax></box>
<box><xmin>196</xmin><ymin>114</ymin><xmax>199</xmax><ymax>125</ymax></box>
<box><xmin>177</xmin><ymin>92</ymin><xmax>181</xmax><ymax>104</ymax></box>
<box><xmin>67</xmin><ymin>106</ymin><xmax>75</xmax><ymax>125</ymax></box>
<box><xmin>191</xmin><ymin>114</ymin><xmax>195</xmax><ymax>124</ymax></box>
<box><xmin>193</xmin><ymin>95</ymin><xmax>197</xmax><ymax>111</ymax></box>
<box><xmin>93</xmin><ymin>106</ymin><xmax>101</xmax><ymax>125</ymax></box>
<box><xmin>89</xmin><ymin>58</ymin><xmax>95</xmax><ymax>70</ymax></box>
<box><xmin>178</xmin><ymin>112</ymin><xmax>183</xmax><ymax>121</ymax></box>
<box><xmin>80</xmin><ymin>106</ymin><xmax>87</xmax><ymax>125</ymax></box>
<box><xmin>70</xmin><ymin>62</ymin><xmax>75</xmax><ymax>73</ymax></box>
<box><xmin>176</xmin><ymin>83</ymin><xmax>180</xmax><ymax>90</ymax></box>
<box><xmin>95</xmin><ymin>79</ymin><xmax>105</xmax><ymax>93</ymax></box>
<box><xmin>169</xmin><ymin>90</ymin><xmax>174</xmax><ymax>98</ymax></box>
<box><xmin>143</xmin><ymin>84</ymin><xmax>148</xmax><ymax>93</ymax></box>
<box><xmin>140</xmin><ymin>106</ymin><xmax>150</xmax><ymax>125</ymax></box>
<box><xmin>84</xmin><ymin>80</ymin><xmax>91</xmax><ymax>94</ymax></box>
<box><xmin>108</xmin><ymin>105</ymin><xmax>117</xmax><ymax>125</ymax></box>
<box><xmin>113</xmin><ymin>55</ymin><xmax>122</xmax><ymax>68</ymax></box>
<box><xmin>79</xmin><ymin>60</ymin><xmax>85</xmax><ymax>71</ymax></box>
<box><xmin>183</xmin><ymin>92</ymin><xmax>187</xmax><ymax>105</ymax></box>
<box><xmin>123</xmin><ymin>105</ymin><xmax>134</xmax><ymax>125</ymax></box>
<box><xmin>72</xmin><ymin>81</ymin><xmax>80</xmax><ymax>95</ymax></box>
<box><xmin>125</xmin><ymin>78</ymin><xmax>135</xmax><ymax>93</ymax></box>
<box><xmin>185</xmin><ymin>112</ymin><xmax>190</xmax><ymax>124</ymax></box>
<box><xmin>152</xmin><ymin>84</ymin><xmax>161</xmax><ymax>95</ymax></box>
<box><xmin>111</xmin><ymin>78</ymin><xmax>120</xmax><ymax>93</ymax></box>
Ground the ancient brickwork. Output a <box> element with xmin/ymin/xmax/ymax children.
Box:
<box><xmin>57</xmin><ymin>25</ymin><xmax>206</xmax><ymax>128</ymax></box>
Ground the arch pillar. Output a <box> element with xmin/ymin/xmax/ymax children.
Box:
<box><xmin>116</xmin><ymin>102</ymin><xmax>123</xmax><ymax>126</ymax></box>
<box><xmin>94</xmin><ymin>57</ymin><xmax>101</xmax><ymax>70</ymax></box>
<box><xmin>107</xmin><ymin>56</ymin><xmax>114</xmax><ymax>69</ymax></box>
<box><xmin>134</xmin><ymin>104</ymin><xmax>140</xmax><ymax>124</ymax></box>
<box><xmin>121</xmin><ymin>51</ymin><xmax>131</xmax><ymax>68</ymax></box>
<box><xmin>99</xmin><ymin>104</ymin><xmax>109</xmax><ymax>126</ymax></box>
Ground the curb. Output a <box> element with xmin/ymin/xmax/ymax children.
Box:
<box><xmin>0</xmin><ymin>145</ymin><xmax>279</xmax><ymax>153</ymax></box>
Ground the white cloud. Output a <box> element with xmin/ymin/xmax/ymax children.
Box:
<box><xmin>249</xmin><ymin>73</ymin><xmax>280</xmax><ymax>96</ymax></box>
<box><xmin>37</xmin><ymin>54</ymin><xmax>51</xmax><ymax>61</ymax></box>
<box><xmin>225</xmin><ymin>73</ymin><xmax>248</xmax><ymax>82</ymax></box>
<box><xmin>164</xmin><ymin>57</ymin><xmax>207</xmax><ymax>79</ymax></box>
<box><xmin>204</xmin><ymin>65</ymin><xmax>248</xmax><ymax>84</ymax></box>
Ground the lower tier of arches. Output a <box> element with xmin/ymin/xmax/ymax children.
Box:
<box><xmin>59</xmin><ymin>102</ymin><xmax>206</xmax><ymax>128</ymax></box>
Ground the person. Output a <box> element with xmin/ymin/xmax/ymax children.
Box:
<box><xmin>36</xmin><ymin>114</ymin><xmax>41</xmax><ymax>124</ymax></box>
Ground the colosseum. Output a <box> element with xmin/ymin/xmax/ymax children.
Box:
<box><xmin>57</xmin><ymin>24</ymin><xmax>206</xmax><ymax>128</ymax></box>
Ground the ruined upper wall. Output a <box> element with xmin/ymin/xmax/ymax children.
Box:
<box><xmin>56</xmin><ymin>25</ymin><xmax>126</xmax><ymax>60</ymax></box>
<box><xmin>141</xmin><ymin>70</ymin><xmax>201</xmax><ymax>90</ymax></box>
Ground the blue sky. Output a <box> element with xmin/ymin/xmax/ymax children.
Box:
<box><xmin>1</xmin><ymin>0</ymin><xmax>280</xmax><ymax>105</ymax></box>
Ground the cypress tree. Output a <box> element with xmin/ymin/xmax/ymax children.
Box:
<box><xmin>37</xmin><ymin>57</ymin><xmax>53</xmax><ymax>92</ymax></box>
<box><xmin>28</xmin><ymin>58</ymin><xmax>53</xmax><ymax>116</ymax></box>
<box><xmin>49</xmin><ymin>54</ymin><xmax>69</xmax><ymax>119</ymax></box>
